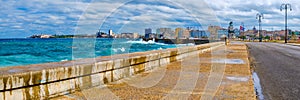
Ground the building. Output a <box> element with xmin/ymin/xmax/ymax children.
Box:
<box><xmin>183</xmin><ymin>29</ymin><xmax>190</xmax><ymax>39</ymax></box>
<box><xmin>175</xmin><ymin>28</ymin><xmax>183</xmax><ymax>39</ymax></box>
<box><xmin>239</xmin><ymin>27</ymin><xmax>296</xmax><ymax>40</ymax></box>
<box><xmin>133</xmin><ymin>33</ymin><xmax>140</xmax><ymax>39</ymax></box>
<box><xmin>121</xmin><ymin>33</ymin><xmax>134</xmax><ymax>38</ymax></box>
<box><xmin>174</xmin><ymin>28</ymin><xmax>190</xmax><ymax>39</ymax></box>
<box><xmin>145</xmin><ymin>28</ymin><xmax>152</xmax><ymax>39</ymax></box>
<box><xmin>29</xmin><ymin>34</ymin><xmax>54</xmax><ymax>38</ymax></box>
<box><xmin>190</xmin><ymin>30</ymin><xmax>206</xmax><ymax>38</ymax></box>
<box><xmin>108</xmin><ymin>29</ymin><xmax>113</xmax><ymax>37</ymax></box>
<box><xmin>241</xmin><ymin>26</ymin><xmax>257</xmax><ymax>37</ymax></box>
<box><xmin>149</xmin><ymin>33</ymin><xmax>156</xmax><ymax>38</ymax></box>
<box><xmin>208</xmin><ymin>26</ymin><xmax>221</xmax><ymax>40</ymax></box>
<box><xmin>96</xmin><ymin>30</ymin><xmax>110</xmax><ymax>38</ymax></box>
<box><xmin>217</xmin><ymin>28</ymin><xmax>228</xmax><ymax>39</ymax></box>
<box><xmin>115</xmin><ymin>34</ymin><xmax>122</xmax><ymax>38</ymax></box>
<box><xmin>156</xmin><ymin>28</ymin><xmax>173</xmax><ymax>39</ymax></box>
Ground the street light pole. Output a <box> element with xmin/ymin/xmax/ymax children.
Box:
<box><xmin>280</xmin><ymin>4</ymin><xmax>292</xmax><ymax>43</ymax></box>
<box><xmin>256</xmin><ymin>13</ymin><xmax>264</xmax><ymax>42</ymax></box>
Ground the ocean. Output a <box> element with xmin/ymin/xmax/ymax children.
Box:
<box><xmin>0</xmin><ymin>38</ymin><xmax>194</xmax><ymax>67</ymax></box>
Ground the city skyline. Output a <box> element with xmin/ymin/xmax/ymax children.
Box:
<box><xmin>1</xmin><ymin>0</ymin><xmax>300</xmax><ymax>38</ymax></box>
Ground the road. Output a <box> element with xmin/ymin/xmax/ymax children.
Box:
<box><xmin>247</xmin><ymin>42</ymin><xmax>300</xmax><ymax>100</ymax></box>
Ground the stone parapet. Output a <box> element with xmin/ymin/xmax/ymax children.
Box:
<box><xmin>0</xmin><ymin>42</ymin><xmax>224</xmax><ymax>99</ymax></box>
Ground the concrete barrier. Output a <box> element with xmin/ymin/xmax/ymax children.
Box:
<box><xmin>0</xmin><ymin>42</ymin><xmax>224</xmax><ymax>99</ymax></box>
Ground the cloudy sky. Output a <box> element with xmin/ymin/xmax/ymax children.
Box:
<box><xmin>0</xmin><ymin>0</ymin><xmax>299</xmax><ymax>38</ymax></box>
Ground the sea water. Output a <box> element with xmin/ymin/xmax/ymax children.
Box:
<box><xmin>0</xmin><ymin>38</ymin><xmax>193</xmax><ymax>67</ymax></box>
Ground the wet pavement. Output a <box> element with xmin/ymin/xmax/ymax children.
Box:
<box><xmin>247</xmin><ymin>42</ymin><xmax>300</xmax><ymax>100</ymax></box>
<box><xmin>53</xmin><ymin>42</ymin><xmax>255</xmax><ymax>100</ymax></box>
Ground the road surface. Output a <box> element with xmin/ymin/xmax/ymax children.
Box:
<box><xmin>247</xmin><ymin>42</ymin><xmax>300</xmax><ymax>100</ymax></box>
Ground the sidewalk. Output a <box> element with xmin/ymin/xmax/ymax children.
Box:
<box><xmin>54</xmin><ymin>42</ymin><xmax>256</xmax><ymax>100</ymax></box>
<box><xmin>286</xmin><ymin>43</ymin><xmax>300</xmax><ymax>46</ymax></box>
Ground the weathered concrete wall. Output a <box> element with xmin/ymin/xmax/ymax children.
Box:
<box><xmin>0</xmin><ymin>42</ymin><xmax>223</xmax><ymax>100</ymax></box>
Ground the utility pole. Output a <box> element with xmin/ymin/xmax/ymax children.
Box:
<box><xmin>280</xmin><ymin>3</ymin><xmax>292</xmax><ymax>43</ymax></box>
<box><xmin>256</xmin><ymin>13</ymin><xmax>264</xmax><ymax>42</ymax></box>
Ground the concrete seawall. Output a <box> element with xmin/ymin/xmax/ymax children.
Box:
<box><xmin>0</xmin><ymin>42</ymin><xmax>224</xmax><ymax>100</ymax></box>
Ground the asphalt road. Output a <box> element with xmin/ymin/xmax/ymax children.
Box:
<box><xmin>247</xmin><ymin>42</ymin><xmax>300</xmax><ymax>100</ymax></box>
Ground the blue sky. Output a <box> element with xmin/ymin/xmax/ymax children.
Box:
<box><xmin>0</xmin><ymin>0</ymin><xmax>299</xmax><ymax>38</ymax></box>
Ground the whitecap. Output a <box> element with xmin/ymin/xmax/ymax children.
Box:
<box><xmin>126</xmin><ymin>39</ymin><xmax>168</xmax><ymax>45</ymax></box>
<box><xmin>61</xmin><ymin>59</ymin><xmax>68</xmax><ymax>62</ymax></box>
<box><xmin>112</xmin><ymin>48</ymin><xmax>118</xmax><ymax>52</ymax></box>
<box><xmin>120</xmin><ymin>47</ymin><xmax>126</xmax><ymax>52</ymax></box>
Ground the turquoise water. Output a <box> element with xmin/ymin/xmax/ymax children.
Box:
<box><xmin>0</xmin><ymin>38</ymin><xmax>192</xmax><ymax>67</ymax></box>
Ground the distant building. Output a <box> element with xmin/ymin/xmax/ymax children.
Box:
<box><xmin>108</xmin><ymin>29</ymin><xmax>113</xmax><ymax>37</ymax></box>
<box><xmin>217</xmin><ymin>28</ymin><xmax>228</xmax><ymax>39</ymax></box>
<box><xmin>120</xmin><ymin>33</ymin><xmax>140</xmax><ymax>38</ymax></box>
<box><xmin>133</xmin><ymin>33</ymin><xmax>140</xmax><ymax>39</ymax></box>
<box><xmin>96</xmin><ymin>29</ymin><xmax>114</xmax><ymax>38</ymax></box>
<box><xmin>260</xmin><ymin>30</ymin><xmax>267</xmax><ymax>37</ymax></box>
<box><xmin>29</xmin><ymin>34</ymin><xmax>53</xmax><ymax>38</ymax></box>
<box><xmin>183</xmin><ymin>29</ymin><xmax>190</xmax><ymax>39</ymax></box>
<box><xmin>190</xmin><ymin>30</ymin><xmax>206</xmax><ymax>38</ymax></box>
<box><xmin>96</xmin><ymin>31</ymin><xmax>109</xmax><ymax>38</ymax></box>
<box><xmin>149</xmin><ymin>33</ymin><xmax>156</xmax><ymax>38</ymax></box>
<box><xmin>239</xmin><ymin>26</ymin><xmax>296</xmax><ymax>40</ymax></box>
<box><xmin>40</xmin><ymin>35</ymin><xmax>52</xmax><ymax>38</ymax></box>
<box><xmin>241</xmin><ymin>26</ymin><xmax>258</xmax><ymax>37</ymax></box>
<box><xmin>156</xmin><ymin>28</ymin><xmax>172</xmax><ymax>39</ymax></box>
<box><xmin>174</xmin><ymin>28</ymin><xmax>189</xmax><ymax>39</ymax></box>
<box><xmin>115</xmin><ymin>34</ymin><xmax>122</xmax><ymax>38</ymax></box>
<box><xmin>121</xmin><ymin>33</ymin><xmax>134</xmax><ymax>38</ymax></box>
<box><xmin>145</xmin><ymin>28</ymin><xmax>152</xmax><ymax>39</ymax></box>
<box><xmin>208</xmin><ymin>26</ymin><xmax>221</xmax><ymax>40</ymax></box>
<box><xmin>175</xmin><ymin>28</ymin><xmax>183</xmax><ymax>39</ymax></box>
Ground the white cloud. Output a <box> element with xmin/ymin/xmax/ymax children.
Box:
<box><xmin>203</xmin><ymin>0</ymin><xmax>300</xmax><ymax>30</ymax></box>
<box><xmin>1</xmin><ymin>0</ymin><xmax>300</xmax><ymax>38</ymax></box>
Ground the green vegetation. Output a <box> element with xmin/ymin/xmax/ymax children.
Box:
<box><xmin>52</xmin><ymin>35</ymin><xmax>75</xmax><ymax>38</ymax></box>
<box><xmin>239</xmin><ymin>36</ymin><xmax>246</xmax><ymax>40</ymax></box>
<box><xmin>264</xmin><ymin>36</ymin><xmax>270</xmax><ymax>40</ymax></box>
<box><xmin>291</xmin><ymin>32</ymin><xmax>298</xmax><ymax>41</ymax></box>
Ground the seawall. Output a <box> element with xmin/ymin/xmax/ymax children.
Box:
<box><xmin>0</xmin><ymin>42</ymin><xmax>224</xmax><ymax>99</ymax></box>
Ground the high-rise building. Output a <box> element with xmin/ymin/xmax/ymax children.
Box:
<box><xmin>156</xmin><ymin>28</ymin><xmax>172</xmax><ymax>39</ymax></box>
<box><xmin>183</xmin><ymin>29</ymin><xmax>190</xmax><ymax>39</ymax></box>
<box><xmin>190</xmin><ymin>30</ymin><xmax>206</xmax><ymax>38</ymax></box>
<box><xmin>175</xmin><ymin>28</ymin><xmax>183</xmax><ymax>39</ymax></box>
<box><xmin>208</xmin><ymin>26</ymin><xmax>221</xmax><ymax>40</ymax></box>
<box><xmin>145</xmin><ymin>28</ymin><xmax>152</xmax><ymax>39</ymax></box>
<box><xmin>175</xmin><ymin>28</ymin><xmax>190</xmax><ymax>39</ymax></box>
<box><xmin>108</xmin><ymin>29</ymin><xmax>113</xmax><ymax>37</ymax></box>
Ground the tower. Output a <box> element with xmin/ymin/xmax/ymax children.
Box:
<box><xmin>145</xmin><ymin>28</ymin><xmax>152</xmax><ymax>39</ymax></box>
<box><xmin>108</xmin><ymin>29</ymin><xmax>113</xmax><ymax>37</ymax></box>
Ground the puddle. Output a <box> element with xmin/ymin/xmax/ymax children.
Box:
<box><xmin>226</xmin><ymin>76</ymin><xmax>249</xmax><ymax>82</ymax></box>
<box><xmin>212</xmin><ymin>59</ymin><xmax>245</xmax><ymax>64</ymax></box>
<box><xmin>230</xmin><ymin>42</ymin><xmax>245</xmax><ymax>45</ymax></box>
<box><xmin>253</xmin><ymin>72</ymin><xmax>264</xmax><ymax>100</ymax></box>
<box><xmin>213</xmin><ymin>50</ymin><xmax>235</xmax><ymax>55</ymax></box>
<box><xmin>8</xmin><ymin>69</ymin><xmax>23</xmax><ymax>73</ymax></box>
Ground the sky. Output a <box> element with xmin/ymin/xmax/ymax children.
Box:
<box><xmin>0</xmin><ymin>0</ymin><xmax>299</xmax><ymax>38</ymax></box>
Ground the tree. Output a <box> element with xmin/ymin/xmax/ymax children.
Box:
<box><xmin>264</xmin><ymin>36</ymin><xmax>270</xmax><ymax>40</ymax></box>
<box><xmin>291</xmin><ymin>32</ymin><xmax>297</xmax><ymax>41</ymax></box>
<box><xmin>242</xmin><ymin>36</ymin><xmax>246</xmax><ymax>40</ymax></box>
